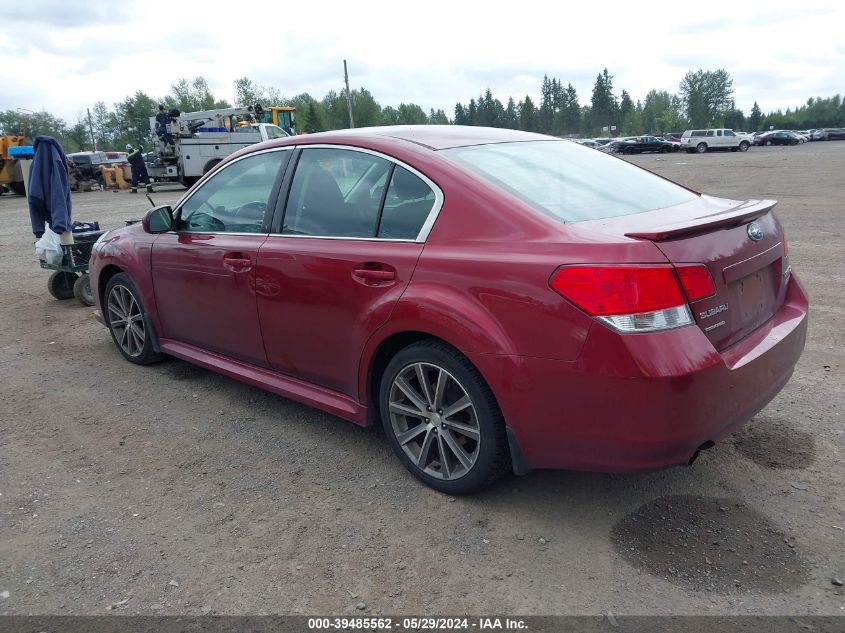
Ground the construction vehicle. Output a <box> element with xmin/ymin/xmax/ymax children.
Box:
<box><xmin>0</xmin><ymin>135</ymin><xmax>29</xmax><ymax>195</ymax></box>
<box><xmin>147</xmin><ymin>104</ymin><xmax>294</xmax><ymax>187</ymax></box>
<box><xmin>262</xmin><ymin>106</ymin><xmax>296</xmax><ymax>134</ymax></box>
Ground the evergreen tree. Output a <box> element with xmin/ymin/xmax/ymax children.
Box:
<box><xmin>590</xmin><ymin>68</ymin><xmax>618</xmax><ymax>135</ymax></box>
<box><xmin>304</xmin><ymin>101</ymin><xmax>324</xmax><ymax>133</ymax></box>
<box><xmin>748</xmin><ymin>102</ymin><xmax>762</xmax><ymax>131</ymax></box>
<box><xmin>556</xmin><ymin>83</ymin><xmax>581</xmax><ymax>136</ymax></box>
<box><xmin>504</xmin><ymin>97</ymin><xmax>518</xmax><ymax>129</ymax></box>
<box><xmin>454</xmin><ymin>103</ymin><xmax>467</xmax><ymax>125</ymax></box>
<box><xmin>518</xmin><ymin>96</ymin><xmax>538</xmax><ymax>132</ymax></box>
<box><xmin>539</xmin><ymin>74</ymin><xmax>555</xmax><ymax>134</ymax></box>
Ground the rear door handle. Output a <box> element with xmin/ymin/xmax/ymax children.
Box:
<box><xmin>353</xmin><ymin>268</ymin><xmax>395</xmax><ymax>281</ymax></box>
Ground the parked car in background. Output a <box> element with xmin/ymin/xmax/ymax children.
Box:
<box><xmin>680</xmin><ymin>129</ymin><xmax>752</xmax><ymax>153</ymax></box>
<box><xmin>67</xmin><ymin>151</ymin><xmax>109</xmax><ymax>183</ymax></box>
<box><xmin>759</xmin><ymin>131</ymin><xmax>802</xmax><ymax>146</ymax></box>
<box><xmin>88</xmin><ymin>126</ymin><xmax>807</xmax><ymax>494</ymax></box>
<box><xmin>614</xmin><ymin>135</ymin><xmax>675</xmax><ymax>154</ymax></box>
<box><xmin>812</xmin><ymin>128</ymin><xmax>845</xmax><ymax>141</ymax></box>
<box><xmin>104</xmin><ymin>151</ymin><xmax>129</xmax><ymax>166</ymax></box>
<box><xmin>574</xmin><ymin>139</ymin><xmax>600</xmax><ymax>149</ymax></box>
<box><xmin>664</xmin><ymin>132</ymin><xmax>683</xmax><ymax>142</ymax></box>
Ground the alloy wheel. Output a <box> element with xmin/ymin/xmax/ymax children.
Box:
<box><xmin>388</xmin><ymin>362</ymin><xmax>481</xmax><ymax>480</ymax></box>
<box><xmin>107</xmin><ymin>285</ymin><xmax>146</xmax><ymax>357</ymax></box>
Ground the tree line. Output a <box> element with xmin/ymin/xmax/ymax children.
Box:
<box><xmin>1</xmin><ymin>70</ymin><xmax>843</xmax><ymax>153</ymax></box>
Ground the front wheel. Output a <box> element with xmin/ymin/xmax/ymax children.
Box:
<box><xmin>379</xmin><ymin>341</ymin><xmax>510</xmax><ymax>494</ymax></box>
<box><xmin>104</xmin><ymin>273</ymin><xmax>164</xmax><ymax>365</ymax></box>
<box><xmin>765</xmin><ymin>140</ymin><xmax>773</xmax><ymax>146</ymax></box>
<box><xmin>739</xmin><ymin>141</ymin><xmax>750</xmax><ymax>152</ymax></box>
<box><xmin>696</xmin><ymin>142</ymin><xmax>707</xmax><ymax>153</ymax></box>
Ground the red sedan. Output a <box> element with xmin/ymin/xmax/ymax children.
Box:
<box><xmin>89</xmin><ymin>126</ymin><xmax>808</xmax><ymax>494</ymax></box>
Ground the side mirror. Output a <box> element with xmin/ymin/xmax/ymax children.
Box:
<box><xmin>142</xmin><ymin>205</ymin><xmax>173</xmax><ymax>234</ymax></box>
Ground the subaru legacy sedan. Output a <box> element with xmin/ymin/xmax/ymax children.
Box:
<box><xmin>89</xmin><ymin>126</ymin><xmax>808</xmax><ymax>494</ymax></box>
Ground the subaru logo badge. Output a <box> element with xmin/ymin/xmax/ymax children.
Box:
<box><xmin>747</xmin><ymin>221</ymin><xmax>763</xmax><ymax>241</ymax></box>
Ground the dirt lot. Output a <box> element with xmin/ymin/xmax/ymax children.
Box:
<box><xmin>1</xmin><ymin>143</ymin><xmax>843</xmax><ymax>617</ymax></box>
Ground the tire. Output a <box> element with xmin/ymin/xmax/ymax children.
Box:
<box><xmin>48</xmin><ymin>271</ymin><xmax>78</xmax><ymax>300</ymax></box>
<box><xmin>203</xmin><ymin>159</ymin><xmax>222</xmax><ymax>175</ymax></box>
<box><xmin>73</xmin><ymin>273</ymin><xmax>95</xmax><ymax>306</ymax></box>
<box><xmin>103</xmin><ymin>273</ymin><xmax>164</xmax><ymax>365</ymax></box>
<box><xmin>660</xmin><ymin>146</ymin><xmax>669</xmax><ymax>153</ymax></box>
<box><xmin>696</xmin><ymin>142</ymin><xmax>707</xmax><ymax>153</ymax></box>
<box><xmin>9</xmin><ymin>181</ymin><xmax>26</xmax><ymax>196</ymax></box>
<box><xmin>739</xmin><ymin>141</ymin><xmax>750</xmax><ymax>152</ymax></box>
<box><xmin>180</xmin><ymin>176</ymin><xmax>199</xmax><ymax>188</ymax></box>
<box><xmin>765</xmin><ymin>140</ymin><xmax>772</xmax><ymax>146</ymax></box>
<box><xmin>379</xmin><ymin>340</ymin><xmax>510</xmax><ymax>494</ymax></box>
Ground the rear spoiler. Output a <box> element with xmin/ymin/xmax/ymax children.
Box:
<box><xmin>625</xmin><ymin>199</ymin><xmax>776</xmax><ymax>241</ymax></box>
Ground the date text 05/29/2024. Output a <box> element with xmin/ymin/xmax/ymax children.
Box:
<box><xmin>307</xmin><ymin>617</ymin><xmax>528</xmax><ymax>630</ymax></box>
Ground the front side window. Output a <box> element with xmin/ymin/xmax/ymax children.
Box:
<box><xmin>724</xmin><ymin>130</ymin><xmax>736</xmax><ymax>137</ymax></box>
<box><xmin>441</xmin><ymin>140</ymin><xmax>697</xmax><ymax>222</ymax></box>
<box><xmin>282</xmin><ymin>148</ymin><xmax>392</xmax><ymax>237</ymax></box>
<box><xmin>178</xmin><ymin>150</ymin><xmax>288</xmax><ymax>234</ymax></box>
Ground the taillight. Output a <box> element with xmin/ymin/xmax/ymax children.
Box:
<box><xmin>675</xmin><ymin>264</ymin><xmax>716</xmax><ymax>302</ymax></box>
<box><xmin>550</xmin><ymin>265</ymin><xmax>693</xmax><ymax>333</ymax></box>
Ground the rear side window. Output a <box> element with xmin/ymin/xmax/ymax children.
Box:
<box><xmin>378</xmin><ymin>167</ymin><xmax>435</xmax><ymax>239</ymax></box>
<box><xmin>282</xmin><ymin>148</ymin><xmax>392</xmax><ymax>238</ymax></box>
<box><xmin>441</xmin><ymin>140</ymin><xmax>697</xmax><ymax>222</ymax></box>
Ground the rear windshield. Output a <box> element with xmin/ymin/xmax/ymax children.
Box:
<box><xmin>440</xmin><ymin>140</ymin><xmax>697</xmax><ymax>222</ymax></box>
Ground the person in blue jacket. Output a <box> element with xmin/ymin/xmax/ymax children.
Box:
<box><xmin>126</xmin><ymin>143</ymin><xmax>153</xmax><ymax>193</ymax></box>
<box><xmin>28</xmin><ymin>136</ymin><xmax>72</xmax><ymax>238</ymax></box>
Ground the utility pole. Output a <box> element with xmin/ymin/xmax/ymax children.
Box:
<box><xmin>86</xmin><ymin>108</ymin><xmax>96</xmax><ymax>150</ymax></box>
<box><xmin>343</xmin><ymin>59</ymin><xmax>354</xmax><ymax>128</ymax></box>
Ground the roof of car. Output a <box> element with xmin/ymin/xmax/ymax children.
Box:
<box><xmin>295</xmin><ymin>125</ymin><xmax>554</xmax><ymax>150</ymax></box>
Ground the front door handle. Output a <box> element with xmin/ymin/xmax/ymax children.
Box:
<box><xmin>353</xmin><ymin>268</ymin><xmax>395</xmax><ymax>281</ymax></box>
<box><xmin>223</xmin><ymin>253</ymin><xmax>252</xmax><ymax>272</ymax></box>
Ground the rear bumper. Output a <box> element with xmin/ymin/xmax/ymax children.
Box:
<box><xmin>472</xmin><ymin>274</ymin><xmax>809</xmax><ymax>472</ymax></box>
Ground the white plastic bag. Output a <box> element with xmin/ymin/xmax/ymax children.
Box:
<box><xmin>35</xmin><ymin>226</ymin><xmax>63</xmax><ymax>265</ymax></box>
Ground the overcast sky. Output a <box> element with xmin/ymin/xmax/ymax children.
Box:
<box><xmin>2</xmin><ymin>0</ymin><xmax>844</xmax><ymax>123</ymax></box>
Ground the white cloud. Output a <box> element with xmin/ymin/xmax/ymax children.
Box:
<box><xmin>1</xmin><ymin>0</ymin><xmax>843</xmax><ymax>121</ymax></box>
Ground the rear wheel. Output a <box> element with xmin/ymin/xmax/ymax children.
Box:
<box><xmin>203</xmin><ymin>159</ymin><xmax>222</xmax><ymax>175</ymax></box>
<box><xmin>696</xmin><ymin>142</ymin><xmax>707</xmax><ymax>153</ymax></box>
<box><xmin>48</xmin><ymin>271</ymin><xmax>78</xmax><ymax>300</ymax></box>
<box><xmin>104</xmin><ymin>273</ymin><xmax>164</xmax><ymax>365</ymax></box>
<box><xmin>379</xmin><ymin>340</ymin><xmax>510</xmax><ymax>494</ymax></box>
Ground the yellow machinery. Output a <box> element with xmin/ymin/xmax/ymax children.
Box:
<box><xmin>0</xmin><ymin>135</ymin><xmax>28</xmax><ymax>195</ymax></box>
<box><xmin>233</xmin><ymin>105</ymin><xmax>297</xmax><ymax>134</ymax></box>
<box><xmin>266</xmin><ymin>106</ymin><xmax>296</xmax><ymax>132</ymax></box>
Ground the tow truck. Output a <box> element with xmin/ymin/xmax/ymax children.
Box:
<box><xmin>147</xmin><ymin>104</ymin><xmax>293</xmax><ymax>187</ymax></box>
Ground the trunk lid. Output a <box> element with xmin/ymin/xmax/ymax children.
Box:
<box><xmin>577</xmin><ymin>195</ymin><xmax>790</xmax><ymax>350</ymax></box>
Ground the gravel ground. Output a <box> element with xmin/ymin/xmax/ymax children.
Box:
<box><xmin>0</xmin><ymin>143</ymin><xmax>842</xmax><ymax>616</ymax></box>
